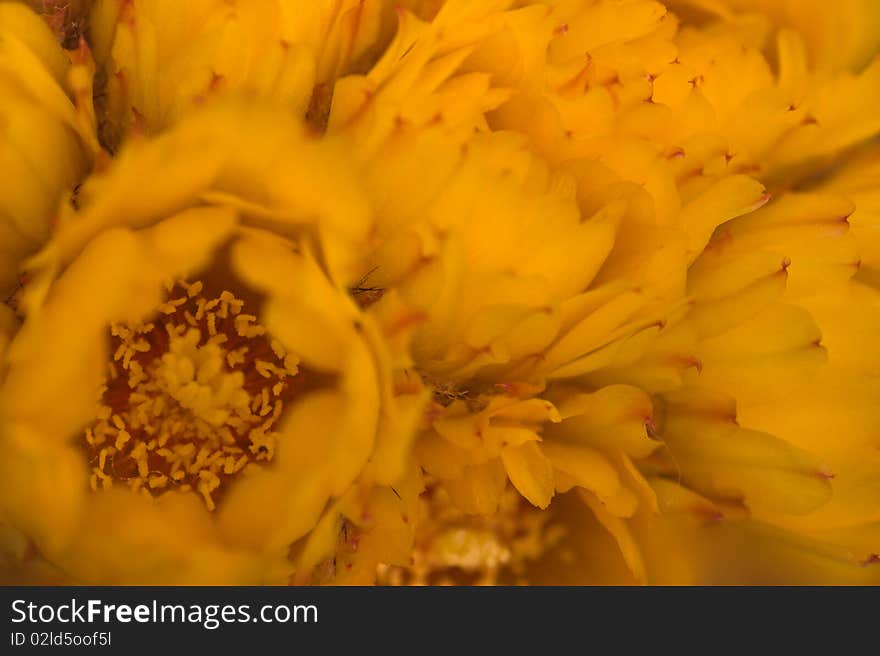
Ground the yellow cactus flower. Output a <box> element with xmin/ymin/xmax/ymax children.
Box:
<box><xmin>89</xmin><ymin>0</ymin><xmax>396</xmax><ymax>145</ymax></box>
<box><xmin>629</xmin><ymin>266</ymin><xmax>880</xmax><ymax>583</ymax></box>
<box><xmin>0</xmin><ymin>1</ymin><xmax>95</xmax><ymax>298</ymax></box>
<box><xmin>0</xmin><ymin>102</ymin><xmax>422</xmax><ymax>584</ymax></box>
<box><xmin>326</xmin><ymin>117</ymin><xmax>685</xmax><ymax>574</ymax></box>
<box><xmin>319</xmin><ymin>0</ymin><xmax>880</xmax><ymax>584</ymax></box>
<box><xmin>584</xmin><ymin>180</ymin><xmax>880</xmax><ymax>582</ymax></box>
<box><xmin>3</xmin><ymin>0</ymin><xmax>880</xmax><ymax>586</ymax></box>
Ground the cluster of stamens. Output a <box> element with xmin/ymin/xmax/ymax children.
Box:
<box><xmin>84</xmin><ymin>280</ymin><xmax>300</xmax><ymax>510</ymax></box>
<box><xmin>376</xmin><ymin>484</ymin><xmax>565</xmax><ymax>585</ymax></box>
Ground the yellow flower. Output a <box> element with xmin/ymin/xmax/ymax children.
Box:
<box><xmin>318</xmin><ymin>0</ymin><xmax>880</xmax><ymax>584</ymax></box>
<box><xmin>4</xmin><ymin>0</ymin><xmax>880</xmax><ymax>585</ymax></box>
<box><xmin>595</xmin><ymin>169</ymin><xmax>880</xmax><ymax>582</ymax></box>
<box><xmin>0</xmin><ymin>102</ymin><xmax>418</xmax><ymax>583</ymax></box>
<box><xmin>0</xmin><ymin>1</ymin><xmax>95</xmax><ymax>297</ymax></box>
<box><xmin>89</xmin><ymin>0</ymin><xmax>395</xmax><ymax>143</ymax></box>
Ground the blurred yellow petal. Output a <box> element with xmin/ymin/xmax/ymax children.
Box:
<box><xmin>0</xmin><ymin>2</ymin><xmax>92</xmax><ymax>295</ymax></box>
<box><xmin>501</xmin><ymin>441</ymin><xmax>555</xmax><ymax>509</ymax></box>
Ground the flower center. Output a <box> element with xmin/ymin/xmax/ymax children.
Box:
<box><xmin>376</xmin><ymin>484</ymin><xmax>565</xmax><ymax>586</ymax></box>
<box><xmin>83</xmin><ymin>280</ymin><xmax>301</xmax><ymax>510</ymax></box>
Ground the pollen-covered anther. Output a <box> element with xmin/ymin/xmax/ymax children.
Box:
<box><xmin>83</xmin><ymin>281</ymin><xmax>299</xmax><ymax>510</ymax></box>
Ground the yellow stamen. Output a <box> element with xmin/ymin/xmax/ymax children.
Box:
<box><xmin>82</xmin><ymin>280</ymin><xmax>299</xmax><ymax>510</ymax></box>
